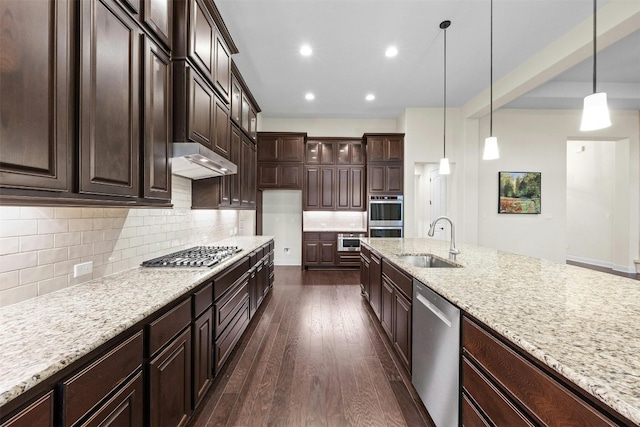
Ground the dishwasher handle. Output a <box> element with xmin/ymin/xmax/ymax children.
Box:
<box><xmin>416</xmin><ymin>292</ymin><xmax>452</xmax><ymax>328</ymax></box>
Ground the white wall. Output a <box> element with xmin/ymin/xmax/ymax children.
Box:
<box><xmin>476</xmin><ymin>109</ymin><xmax>639</xmax><ymax>269</ymax></box>
<box><xmin>261</xmin><ymin>190</ymin><xmax>302</xmax><ymax>266</ymax></box>
<box><xmin>258</xmin><ymin>116</ymin><xmax>399</xmax><ymax>136</ymax></box>
<box><xmin>566</xmin><ymin>140</ymin><xmax>615</xmax><ymax>267</ymax></box>
<box><xmin>0</xmin><ymin>176</ymin><xmax>254</xmax><ymax>307</ymax></box>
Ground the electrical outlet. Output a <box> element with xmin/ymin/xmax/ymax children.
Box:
<box><xmin>73</xmin><ymin>261</ymin><xmax>93</xmax><ymax>278</ymax></box>
<box><xmin>284</xmin><ymin>248</ymin><xmax>291</xmax><ymax>255</ymax></box>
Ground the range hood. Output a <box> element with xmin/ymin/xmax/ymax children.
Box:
<box><xmin>171</xmin><ymin>143</ymin><xmax>237</xmax><ymax>180</ymax></box>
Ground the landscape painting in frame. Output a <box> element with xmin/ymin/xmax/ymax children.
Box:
<box><xmin>498</xmin><ymin>172</ymin><xmax>541</xmax><ymax>214</ymax></box>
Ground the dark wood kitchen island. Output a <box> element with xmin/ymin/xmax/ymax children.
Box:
<box><xmin>361</xmin><ymin>237</ymin><xmax>640</xmax><ymax>426</ymax></box>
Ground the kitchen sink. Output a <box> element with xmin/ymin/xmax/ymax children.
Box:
<box><xmin>396</xmin><ymin>254</ymin><xmax>461</xmax><ymax>268</ymax></box>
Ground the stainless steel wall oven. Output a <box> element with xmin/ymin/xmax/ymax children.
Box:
<box><xmin>369</xmin><ymin>195</ymin><xmax>403</xmax><ymax>237</ymax></box>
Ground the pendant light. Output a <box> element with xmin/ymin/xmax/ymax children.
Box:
<box><xmin>580</xmin><ymin>0</ymin><xmax>611</xmax><ymax>131</ymax></box>
<box><xmin>483</xmin><ymin>0</ymin><xmax>500</xmax><ymax>160</ymax></box>
<box><xmin>439</xmin><ymin>20</ymin><xmax>451</xmax><ymax>175</ymax></box>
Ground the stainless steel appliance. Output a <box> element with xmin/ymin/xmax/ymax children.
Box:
<box><xmin>368</xmin><ymin>227</ymin><xmax>403</xmax><ymax>238</ymax></box>
<box><xmin>141</xmin><ymin>246</ymin><xmax>242</xmax><ymax>268</ymax></box>
<box><xmin>412</xmin><ymin>279</ymin><xmax>460</xmax><ymax>427</ymax></box>
<box><xmin>368</xmin><ymin>195</ymin><xmax>403</xmax><ymax>227</ymax></box>
<box><xmin>337</xmin><ymin>233</ymin><xmax>365</xmax><ymax>252</ymax></box>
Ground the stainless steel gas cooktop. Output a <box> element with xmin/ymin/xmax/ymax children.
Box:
<box><xmin>141</xmin><ymin>246</ymin><xmax>242</xmax><ymax>268</ymax></box>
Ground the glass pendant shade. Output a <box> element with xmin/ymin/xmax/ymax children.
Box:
<box><xmin>580</xmin><ymin>92</ymin><xmax>611</xmax><ymax>131</ymax></box>
<box><xmin>439</xmin><ymin>158</ymin><xmax>451</xmax><ymax>175</ymax></box>
<box><xmin>483</xmin><ymin>136</ymin><xmax>499</xmax><ymax>160</ymax></box>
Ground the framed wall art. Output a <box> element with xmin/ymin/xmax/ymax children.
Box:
<box><xmin>498</xmin><ymin>171</ymin><xmax>541</xmax><ymax>214</ymax></box>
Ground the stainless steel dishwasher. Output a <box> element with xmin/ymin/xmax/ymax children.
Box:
<box><xmin>412</xmin><ymin>279</ymin><xmax>460</xmax><ymax>427</ymax></box>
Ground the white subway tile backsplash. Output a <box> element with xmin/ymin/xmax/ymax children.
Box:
<box><xmin>55</xmin><ymin>207</ymin><xmax>83</xmax><ymax>219</ymax></box>
<box><xmin>38</xmin><ymin>219</ymin><xmax>69</xmax><ymax>234</ymax></box>
<box><xmin>20</xmin><ymin>264</ymin><xmax>54</xmax><ymax>285</ymax></box>
<box><xmin>38</xmin><ymin>276</ymin><xmax>68</xmax><ymax>296</ymax></box>
<box><xmin>54</xmin><ymin>232</ymin><xmax>82</xmax><ymax>248</ymax></box>
<box><xmin>0</xmin><ymin>283</ymin><xmax>37</xmax><ymax>306</ymax></box>
<box><xmin>20</xmin><ymin>234</ymin><xmax>54</xmax><ymax>252</ymax></box>
<box><xmin>0</xmin><ymin>206</ymin><xmax>21</xmax><ymax>220</ymax></box>
<box><xmin>68</xmin><ymin>218</ymin><xmax>94</xmax><ymax>232</ymax></box>
<box><xmin>0</xmin><ymin>176</ymin><xmax>255</xmax><ymax>307</ymax></box>
<box><xmin>38</xmin><ymin>248</ymin><xmax>68</xmax><ymax>265</ymax></box>
<box><xmin>0</xmin><ymin>238</ymin><xmax>20</xmax><ymax>255</ymax></box>
<box><xmin>0</xmin><ymin>251</ymin><xmax>38</xmax><ymax>273</ymax></box>
<box><xmin>68</xmin><ymin>243</ymin><xmax>94</xmax><ymax>260</ymax></box>
<box><xmin>0</xmin><ymin>220</ymin><xmax>38</xmax><ymax>238</ymax></box>
<box><xmin>0</xmin><ymin>271</ymin><xmax>19</xmax><ymax>291</ymax></box>
<box><xmin>82</xmin><ymin>230</ymin><xmax>104</xmax><ymax>244</ymax></box>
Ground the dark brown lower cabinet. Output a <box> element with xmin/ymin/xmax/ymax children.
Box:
<box><xmin>80</xmin><ymin>373</ymin><xmax>143</xmax><ymax>427</ymax></box>
<box><xmin>149</xmin><ymin>327</ymin><xmax>192</xmax><ymax>427</ymax></box>
<box><xmin>380</xmin><ymin>277</ymin><xmax>394</xmax><ymax>339</ymax></box>
<box><xmin>303</xmin><ymin>232</ymin><xmax>337</xmax><ymax>268</ymax></box>
<box><xmin>368</xmin><ymin>251</ymin><xmax>382</xmax><ymax>319</ymax></box>
<box><xmin>192</xmin><ymin>309</ymin><xmax>213</xmax><ymax>408</ymax></box>
<box><xmin>61</xmin><ymin>332</ymin><xmax>143</xmax><ymax>427</ymax></box>
<box><xmin>392</xmin><ymin>290</ymin><xmax>411</xmax><ymax>371</ymax></box>
<box><xmin>462</xmin><ymin>316</ymin><xmax>624</xmax><ymax>426</ymax></box>
<box><xmin>214</xmin><ymin>298</ymin><xmax>250</xmax><ymax>374</ymax></box>
<box><xmin>359</xmin><ymin>247</ymin><xmax>370</xmax><ymax>299</ymax></box>
<box><xmin>0</xmin><ymin>392</ymin><xmax>54</xmax><ymax>427</ymax></box>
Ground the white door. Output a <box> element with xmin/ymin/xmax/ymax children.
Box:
<box><xmin>429</xmin><ymin>168</ymin><xmax>447</xmax><ymax>241</ymax></box>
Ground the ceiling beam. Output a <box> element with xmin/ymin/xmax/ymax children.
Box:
<box><xmin>462</xmin><ymin>0</ymin><xmax>640</xmax><ymax>119</ymax></box>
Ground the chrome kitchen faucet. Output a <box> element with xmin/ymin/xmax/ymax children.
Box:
<box><xmin>428</xmin><ymin>216</ymin><xmax>460</xmax><ymax>261</ymax></box>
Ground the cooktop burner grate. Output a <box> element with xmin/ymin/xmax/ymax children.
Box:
<box><xmin>141</xmin><ymin>246</ymin><xmax>242</xmax><ymax>268</ymax></box>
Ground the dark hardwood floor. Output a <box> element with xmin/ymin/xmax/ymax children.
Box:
<box><xmin>191</xmin><ymin>266</ymin><xmax>432</xmax><ymax>427</ymax></box>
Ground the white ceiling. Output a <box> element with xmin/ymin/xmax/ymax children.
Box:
<box><xmin>216</xmin><ymin>0</ymin><xmax>640</xmax><ymax>119</ymax></box>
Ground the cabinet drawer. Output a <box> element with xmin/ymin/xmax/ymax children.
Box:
<box><xmin>338</xmin><ymin>253</ymin><xmax>360</xmax><ymax>265</ymax></box>
<box><xmin>304</xmin><ymin>232</ymin><xmax>320</xmax><ymax>241</ymax></box>
<box><xmin>1</xmin><ymin>391</ymin><xmax>53</xmax><ymax>427</ymax></box>
<box><xmin>360</xmin><ymin>244</ymin><xmax>370</xmax><ymax>258</ymax></box>
<box><xmin>214</xmin><ymin>297</ymin><xmax>250</xmax><ymax>374</ymax></box>
<box><xmin>214</xmin><ymin>278</ymin><xmax>249</xmax><ymax>337</ymax></box>
<box><xmin>462</xmin><ymin>393</ymin><xmax>490</xmax><ymax>427</ymax></box>
<box><xmin>213</xmin><ymin>257</ymin><xmax>250</xmax><ymax>300</ymax></box>
<box><xmin>193</xmin><ymin>282</ymin><xmax>213</xmax><ymax>318</ymax></box>
<box><xmin>381</xmin><ymin>259</ymin><xmax>412</xmax><ymax>298</ymax></box>
<box><xmin>79</xmin><ymin>372</ymin><xmax>143</xmax><ymax>427</ymax></box>
<box><xmin>147</xmin><ymin>299</ymin><xmax>191</xmax><ymax>357</ymax></box>
<box><xmin>462</xmin><ymin>358</ymin><xmax>534</xmax><ymax>427</ymax></box>
<box><xmin>62</xmin><ymin>332</ymin><xmax>143</xmax><ymax>427</ymax></box>
<box><xmin>463</xmin><ymin>317</ymin><xmax>617</xmax><ymax>426</ymax></box>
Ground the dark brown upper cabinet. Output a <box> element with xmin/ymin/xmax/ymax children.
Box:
<box><xmin>337</xmin><ymin>141</ymin><xmax>365</xmax><ymax>165</ymax></box>
<box><xmin>0</xmin><ymin>0</ymin><xmax>73</xmax><ymax>193</ymax></box>
<box><xmin>230</xmin><ymin>76</ymin><xmax>242</xmax><ymax>123</ymax></box>
<box><xmin>257</xmin><ymin>133</ymin><xmax>305</xmax><ymax>163</ymax></box>
<box><xmin>180</xmin><ymin>65</ymin><xmax>214</xmax><ymax>148</ymax></box>
<box><xmin>143</xmin><ymin>39</ymin><xmax>172</xmax><ymax>201</ymax></box>
<box><xmin>213</xmin><ymin>97</ymin><xmax>230</xmax><ymax>158</ymax></box>
<box><xmin>172</xmin><ymin>0</ymin><xmax>234</xmax><ymax>104</ymax></box>
<box><xmin>240</xmin><ymin>135</ymin><xmax>256</xmax><ymax>207</ymax></box>
<box><xmin>79</xmin><ymin>0</ymin><xmax>141</xmax><ymax>197</ymax></box>
<box><xmin>365</xmin><ymin>134</ymin><xmax>404</xmax><ymax>163</ymax></box>
<box><xmin>187</xmin><ymin>0</ymin><xmax>214</xmax><ymax>86</ymax></box>
<box><xmin>214</xmin><ymin>32</ymin><xmax>231</xmax><ymax>102</ymax></box>
<box><xmin>142</xmin><ymin>0</ymin><xmax>172</xmax><ymax>49</ymax></box>
<box><xmin>305</xmin><ymin>141</ymin><xmax>335</xmax><ymax>165</ymax></box>
<box><xmin>304</xmin><ymin>166</ymin><xmax>335</xmax><ymax>210</ymax></box>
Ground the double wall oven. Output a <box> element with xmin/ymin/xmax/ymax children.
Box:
<box><xmin>368</xmin><ymin>195</ymin><xmax>403</xmax><ymax>238</ymax></box>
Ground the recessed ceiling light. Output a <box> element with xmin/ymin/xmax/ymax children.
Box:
<box><xmin>305</xmin><ymin>93</ymin><xmax>315</xmax><ymax>101</ymax></box>
<box><xmin>385</xmin><ymin>46</ymin><xmax>398</xmax><ymax>58</ymax></box>
<box><xmin>365</xmin><ymin>94</ymin><xmax>375</xmax><ymax>101</ymax></box>
<box><xmin>300</xmin><ymin>44</ymin><xmax>312</xmax><ymax>56</ymax></box>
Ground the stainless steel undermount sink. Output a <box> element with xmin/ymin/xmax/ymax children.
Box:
<box><xmin>396</xmin><ymin>254</ymin><xmax>461</xmax><ymax>268</ymax></box>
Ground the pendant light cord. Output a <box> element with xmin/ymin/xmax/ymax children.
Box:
<box><xmin>489</xmin><ymin>0</ymin><xmax>493</xmax><ymax>137</ymax></box>
<box><xmin>443</xmin><ymin>24</ymin><xmax>447</xmax><ymax>158</ymax></box>
<box><xmin>592</xmin><ymin>0</ymin><xmax>597</xmax><ymax>94</ymax></box>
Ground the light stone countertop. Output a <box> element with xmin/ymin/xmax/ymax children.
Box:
<box><xmin>0</xmin><ymin>236</ymin><xmax>273</xmax><ymax>408</ymax></box>
<box><xmin>362</xmin><ymin>237</ymin><xmax>640</xmax><ymax>425</ymax></box>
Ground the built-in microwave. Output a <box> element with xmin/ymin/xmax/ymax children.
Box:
<box><xmin>369</xmin><ymin>195</ymin><xmax>403</xmax><ymax>227</ymax></box>
<box><xmin>337</xmin><ymin>233</ymin><xmax>365</xmax><ymax>252</ymax></box>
